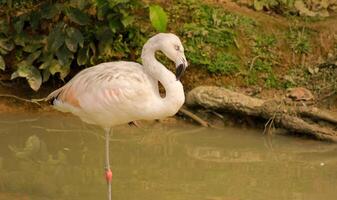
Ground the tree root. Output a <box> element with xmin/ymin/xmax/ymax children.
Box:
<box><xmin>186</xmin><ymin>86</ymin><xmax>337</xmax><ymax>142</ymax></box>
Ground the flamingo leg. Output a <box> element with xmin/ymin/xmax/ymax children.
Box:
<box><xmin>105</xmin><ymin>128</ymin><xmax>112</xmax><ymax>200</ymax></box>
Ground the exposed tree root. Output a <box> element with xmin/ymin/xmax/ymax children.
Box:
<box><xmin>186</xmin><ymin>86</ymin><xmax>337</xmax><ymax>142</ymax></box>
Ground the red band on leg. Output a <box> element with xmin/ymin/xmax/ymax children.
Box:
<box><xmin>105</xmin><ymin>169</ymin><xmax>113</xmax><ymax>183</ymax></box>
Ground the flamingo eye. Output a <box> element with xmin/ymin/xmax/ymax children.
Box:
<box><xmin>174</xmin><ymin>45</ymin><xmax>180</xmax><ymax>51</ymax></box>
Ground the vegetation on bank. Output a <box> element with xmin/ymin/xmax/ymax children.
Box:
<box><xmin>0</xmin><ymin>0</ymin><xmax>336</xmax><ymax>95</ymax></box>
<box><xmin>0</xmin><ymin>0</ymin><xmax>149</xmax><ymax>91</ymax></box>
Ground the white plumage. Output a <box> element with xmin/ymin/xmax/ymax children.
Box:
<box><xmin>47</xmin><ymin>33</ymin><xmax>188</xmax><ymax>200</ymax></box>
<box><xmin>48</xmin><ymin>34</ymin><xmax>187</xmax><ymax>127</ymax></box>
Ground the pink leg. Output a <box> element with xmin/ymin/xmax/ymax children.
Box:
<box><xmin>105</xmin><ymin>128</ymin><xmax>112</xmax><ymax>200</ymax></box>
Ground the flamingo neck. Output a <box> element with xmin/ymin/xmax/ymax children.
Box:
<box><xmin>141</xmin><ymin>42</ymin><xmax>185</xmax><ymax>117</ymax></box>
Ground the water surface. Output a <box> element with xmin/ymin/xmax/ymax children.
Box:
<box><xmin>1</xmin><ymin>113</ymin><xmax>337</xmax><ymax>200</ymax></box>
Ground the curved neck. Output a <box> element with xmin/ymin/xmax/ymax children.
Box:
<box><xmin>141</xmin><ymin>41</ymin><xmax>185</xmax><ymax>116</ymax></box>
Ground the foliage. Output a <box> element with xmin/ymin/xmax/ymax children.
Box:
<box><xmin>208</xmin><ymin>53</ymin><xmax>239</xmax><ymax>75</ymax></box>
<box><xmin>264</xmin><ymin>71</ymin><xmax>279</xmax><ymax>88</ymax></box>
<box><xmin>248</xmin><ymin>34</ymin><xmax>280</xmax><ymax>88</ymax></box>
<box><xmin>170</xmin><ymin>0</ymin><xmax>284</xmax><ymax>89</ymax></box>
<box><xmin>252</xmin><ymin>34</ymin><xmax>277</xmax><ymax>58</ymax></box>
<box><xmin>173</xmin><ymin>2</ymin><xmax>251</xmax><ymax>75</ymax></box>
<box><xmin>149</xmin><ymin>5</ymin><xmax>168</xmax><ymax>32</ymax></box>
<box><xmin>287</xmin><ymin>26</ymin><xmax>311</xmax><ymax>54</ymax></box>
<box><xmin>0</xmin><ymin>0</ymin><xmax>37</xmax><ymax>8</ymax></box>
<box><xmin>0</xmin><ymin>0</ymin><xmax>325</xmax><ymax>92</ymax></box>
<box><xmin>0</xmin><ymin>0</ymin><xmax>155</xmax><ymax>91</ymax></box>
<box><xmin>0</xmin><ymin>55</ymin><xmax>5</xmax><ymax>70</ymax></box>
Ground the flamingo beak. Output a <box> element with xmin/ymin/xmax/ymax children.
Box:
<box><xmin>175</xmin><ymin>57</ymin><xmax>188</xmax><ymax>81</ymax></box>
<box><xmin>176</xmin><ymin>64</ymin><xmax>186</xmax><ymax>81</ymax></box>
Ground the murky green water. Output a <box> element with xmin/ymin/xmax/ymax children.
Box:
<box><xmin>1</xmin><ymin>113</ymin><xmax>337</xmax><ymax>200</ymax></box>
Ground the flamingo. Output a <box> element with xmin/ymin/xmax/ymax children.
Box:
<box><xmin>46</xmin><ymin>33</ymin><xmax>188</xmax><ymax>200</ymax></box>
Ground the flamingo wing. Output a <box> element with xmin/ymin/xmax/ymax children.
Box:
<box><xmin>47</xmin><ymin>61</ymin><xmax>158</xmax><ymax>126</ymax></box>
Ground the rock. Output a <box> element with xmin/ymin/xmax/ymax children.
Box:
<box><xmin>308</xmin><ymin>66</ymin><xmax>319</xmax><ymax>74</ymax></box>
<box><xmin>295</xmin><ymin>0</ymin><xmax>317</xmax><ymax>17</ymax></box>
<box><xmin>294</xmin><ymin>0</ymin><xmax>337</xmax><ymax>17</ymax></box>
<box><xmin>286</xmin><ymin>87</ymin><xmax>314</xmax><ymax>101</ymax></box>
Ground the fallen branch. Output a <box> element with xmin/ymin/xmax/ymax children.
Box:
<box><xmin>179</xmin><ymin>107</ymin><xmax>209</xmax><ymax>127</ymax></box>
<box><xmin>0</xmin><ymin>94</ymin><xmax>43</xmax><ymax>107</ymax></box>
<box><xmin>186</xmin><ymin>86</ymin><xmax>337</xmax><ymax>142</ymax></box>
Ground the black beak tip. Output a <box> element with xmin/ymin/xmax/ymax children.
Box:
<box><xmin>176</xmin><ymin>64</ymin><xmax>186</xmax><ymax>81</ymax></box>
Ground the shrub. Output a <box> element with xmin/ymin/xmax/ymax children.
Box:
<box><xmin>0</xmin><ymin>0</ymin><xmax>148</xmax><ymax>91</ymax></box>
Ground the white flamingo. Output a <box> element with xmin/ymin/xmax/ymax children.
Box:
<box><xmin>47</xmin><ymin>33</ymin><xmax>188</xmax><ymax>200</ymax></box>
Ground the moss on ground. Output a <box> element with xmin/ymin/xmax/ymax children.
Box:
<box><xmin>158</xmin><ymin>0</ymin><xmax>337</xmax><ymax>95</ymax></box>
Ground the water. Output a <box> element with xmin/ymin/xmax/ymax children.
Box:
<box><xmin>1</xmin><ymin>113</ymin><xmax>337</xmax><ymax>200</ymax></box>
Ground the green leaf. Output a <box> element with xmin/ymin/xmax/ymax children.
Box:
<box><xmin>65</xmin><ymin>37</ymin><xmax>78</xmax><ymax>52</ymax></box>
<box><xmin>17</xmin><ymin>50</ymin><xmax>41</xmax><ymax>69</ymax></box>
<box><xmin>49</xmin><ymin>59</ymin><xmax>61</xmax><ymax>75</ymax></box>
<box><xmin>0</xmin><ymin>55</ymin><xmax>5</xmax><ymax>70</ymax></box>
<box><xmin>95</xmin><ymin>0</ymin><xmax>108</xmax><ymax>8</ymax></box>
<box><xmin>96</xmin><ymin>26</ymin><xmax>114</xmax><ymax>41</ymax></box>
<box><xmin>26</xmin><ymin>50</ymin><xmax>42</xmax><ymax>64</ymax></box>
<box><xmin>66</xmin><ymin>27</ymin><xmax>84</xmax><ymax>48</ymax></box>
<box><xmin>38</xmin><ymin>54</ymin><xmax>53</xmax><ymax>70</ymax></box>
<box><xmin>39</xmin><ymin>61</ymin><xmax>51</xmax><ymax>70</ymax></box>
<box><xmin>23</xmin><ymin>44</ymin><xmax>43</xmax><ymax>53</ymax></box>
<box><xmin>11</xmin><ymin>65</ymin><xmax>42</xmax><ymax>91</ymax></box>
<box><xmin>65</xmin><ymin>7</ymin><xmax>91</xmax><ymax>25</ymax></box>
<box><xmin>14</xmin><ymin>33</ymin><xmax>27</xmax><ymax>46</ymax></box>
<box><xmin>42</xmin><ymin>69</ymin><xmax>51</xmax><ymax>82</ymax></box>
<box><xmin>49</xmin><ymin>59</ymin><xmax>70</xmax><ymax>80</ymax></box>
<box><xmin>14</xmin><ymin>19</ymin><xmax>24</xmax><ymax>33</ymax></box>
<box><xmin>29</xmin><ymin>12</ymin><xmax>41</xmax><ymax>30</ymax></box>
<box><xmin>56</xmin><ymin>45</ymin><xmax>73</xmax><ymax>66</ymax></box>
<box><xmin>77</xmin><ymin>47</ymin><xmax>87</xmax><ymax>66</ymax></box>
<box><xmin>41</xmin><ymin>3</ymin><xmax>60</xmax><ymax>19</ymax></box>
<box><xmin>88</xmin><ymin>42</ymin><xmax>96</xmax><ymax>64</ymax></box>
<box><xmin>70</xmin><ymin>0</ymin><xmax>89</xmax><ymax>10</ymax></box>
<box><xmin>149</xmin><ymin>5</ymin><xmax>168</xmax><ymax>32</ymax></box>
<box><xmin>10</xmin><ymin>72</ymin><xmax>19</xmax><ymax>79</ymax></box>
<box><xmin>121</xmin><ymin>15</ymin><xmax>134</xmax><ymax>27</ymax></box>
<box><xmin>108</xmin><ymin>18</ymin><xmax>121</xmax><ymax>33</ymax></box>
<box><xmin>47</xmin><ymin>24</ymin><xmax>65</xmax><ymax>52</ymax></box>
<box><xmin>28</xmin><ymin>69</ymin><xmax>42</xmax><ymax>91</ymax></box>
<box><xmin>38</xmin><ymin>53</ymin><xmax>53</xmax><ymax>67</ymax></box>
<box><xmin>16</xmin><ymin>60</ymin><xmax>30</xmax><ymax>68</ymax></box>
<box><xmin>0</xmin><ymin>48</ymin><xmax>8</xmax><ymax>55</ymax></box>
<box><xmin>0</xmin><ymin>39</ymin><xmax>14</xmax><ymax>51</ymax></box>
<box><xmin>60</xmin><ymin>65</ymin><xmax>70</xmax><ymax>80</ymax></box>
<box><xmin>0</xmin><ymin>19</ymin><xmax>9</xmax><ymax>35</ymax></box>
<box><xmin>66</xmin><ymin>27</ymin><xmax>84</xmax><ymax>44</ymax></box>
<box><xmin>108</xmin><ymin>0</ymin><xmax>129</xmax><ymax>8</ymax></box>
<box><xmin>97</xmin><ymin>4</ymin><xmax>109</xmax><ymax>20</ymax></box>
